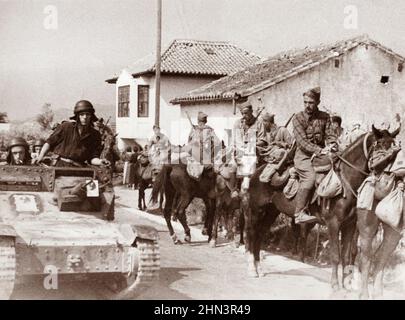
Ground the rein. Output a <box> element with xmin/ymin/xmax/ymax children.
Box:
<box><xmin>335</xmin><ymin>133</ymin><xmax>372</xmax><ymax>199</ymax></box>
<box><xmin>336</xmin><ymin>132</ymin><xmax>372</xmax><ymax>177</ymax></box>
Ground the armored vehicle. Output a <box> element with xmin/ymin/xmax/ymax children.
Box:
<box><xmin>0</xmin><ymin>165</ymin><xmax>160</xmax><ymax>299</ymax></box>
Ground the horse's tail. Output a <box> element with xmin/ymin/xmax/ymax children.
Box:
<box><xmin>151</xmin><ymin>165</ymin><xmax>170</xmax><ymax>203</ymax></box>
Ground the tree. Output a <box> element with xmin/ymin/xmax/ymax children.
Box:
<box><xmin>36</xmin><ymin>103</ymin><xmax>54</xmax><ymax>130</ymax></box>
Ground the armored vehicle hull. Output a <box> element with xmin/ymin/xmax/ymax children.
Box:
<box><xmin>0</xmin><ymin>165</ymin><xmax>160</xmax><ymax>299</ymax></box>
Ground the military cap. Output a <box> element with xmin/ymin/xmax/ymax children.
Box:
<box><xmin>261</xmin><ymin>112</ymin><xmax>275</xmax><ymax>122</ymax></box>
<box><xmin>197</xmin><ymin>111</ymin><xmax>208</xmax><ymax>122</ymax></box>
<box><xmin>303</xmin><ymin>87</ymin><xmax>321</xmax><ymax>102</ymax></box>
<box><xmin>238</xmin><ymin>100</ymin><xmax>253</xmax><ymax>112</ymax></box>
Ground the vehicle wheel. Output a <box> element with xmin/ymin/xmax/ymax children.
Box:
<box><xmin>0</xmin><ymin>237</ymin><xmax>16</xmax><ymax>300</ymax></box>
<box><xmin>113</xmin><ymin>238</ymin><xmax>160</xmax><ymax>299</ymax></box>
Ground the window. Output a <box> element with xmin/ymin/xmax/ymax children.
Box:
<box><xmin>118</xmin><ymin>86</ymin><xmax>130</xmax><ymax>117</ymax></box>
<box><xmin>380</xmin><ymin>76</ymin><xmax>389</xmax><ymax>84</ymax></box>
<box><xmin>138</xmin><ymin>85</ymin><xmax>149</xmax><ymax>117</ymax></box>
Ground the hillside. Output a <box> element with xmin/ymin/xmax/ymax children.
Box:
<box><xmin>11</xmin><ymin>104</ymin><xmax>115</xmax><ymax>125</ymax></box>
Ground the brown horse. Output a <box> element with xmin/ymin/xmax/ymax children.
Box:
<box><xmin>356</xmin><ymin>133</ymin><xmax>402</xmax><ymax>299</ymax></box>
<box><xmin>151</xmin><ymin>163</ymin><xmax>217</xmax><ymax>244</ymax></box>
<box><xmin>245</xmin><ymin>125</ymin><xmax>400</xmax><ymax>291</ymax></box>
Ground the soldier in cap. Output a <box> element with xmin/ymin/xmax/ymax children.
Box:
<box><xmin>7</xmin><ymin>137</ymin><xmax>31</xmax><ymax>165</ymax></box>
<box><xmin>228</xmin><ymin>100</ymin><xmax>266</xmax><ymax>198</ymax></box>
<box><xmin>33</xmin><ymin>100</ymin><xmax>109</xmax><ymax>167</ymax></box>
<box><xmin>260</xmin><ymin>112</ymin><xmax>293</xmax><ymax>149</ymax></box>
<box><xmin>291</xmin><ymin>87</ymin><xmax>336</xmax><ymax>224</ymax></box>
<box><xmin>148</xmin><ymin>125</ymin><xmax>171</xmax><ymax>167</ymax></box>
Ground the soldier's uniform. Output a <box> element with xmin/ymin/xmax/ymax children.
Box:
<box><xmin>187</xmin><ymin>112</ymin><xmax>220</xmax><ymax>164</ymax></box>
<box><xmin>44</xmin><ymin>100</ymin><xmax>103</xmax><ymax>167</ymax></box>
<box><xmin>148</xmin><ymin>126</ymin><xmax>171</xmax><ymax>167</ymax></box>
<box><xmin>292</xmin><ymin>88</ymin><xmax>336</xmax><ymax>223</ymax></box>
<box><xmin>229</xmin><ymin>101</ymin><xmax>266</xmax><ymax>196</ymax></box>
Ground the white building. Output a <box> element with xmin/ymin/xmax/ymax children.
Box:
<box><xmin>106</xmin><ymin>39</ymin><xmax>261</xmax><ymax>150</ymax></box>
<box><xmin>172</xmin><ymin>35</ymin><xmax>405</xmax><ymax>144</ymax></box>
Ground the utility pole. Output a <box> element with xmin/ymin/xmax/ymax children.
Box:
<box><xmin>154</xmin><ymin>0</ymin><xmax>162</xmax><ymax>127</ymax></box>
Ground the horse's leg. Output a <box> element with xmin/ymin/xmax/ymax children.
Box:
<box><xmin>238</xmin><ymin>208</ymin><xmax>245</xmax><ymax>246</ymax></box>
<box><xmin>291</xmin><ymin>218</ymin><xmax>300</xmax><ymax>255</ymax></box>
<box><xmin>163</xmin><ymin>189</ymin><xmax>181</xmax><ymax>244</ymax></box>
<box><xmin>326</xmin><ymin>215</ymin><xmax>341</xmax><ymax>291</ymax></box>
<box><xmin>298</xmin><ymin>222</ymin><xmax>316</xmax><ymax>263</ymax></box>
<box><xmin>159</xmin><ymin>192</ymin><xmax>164</xmax><ymax>211</ymax></box>
<box><xmin>371</xmin><ymin>223</ymin><xmax>402</xmax><ymax>299</ymax></box>
<box><xmin>209</xmin><ymin>197</ymin><xmax>222</xmax><ymax>248</ymax></box>
<box><xmin>341</xmin><ymin>214</ymin><xmax>358</xmax><ymax>291</ymax></box>
<box><xmin>357</xmin><ymin>208</ymin><xmax>379</xmax><ymax>300</ymax></box>
<box><xmin>252</xmin><ymin>206</ymin><xmax>280</xmax><ymax>277</ymax></box>
<box><xmin>203</xmin><ymin>198</ymin><xmax>216</xmax><ymax>241</ymax></box>
<box><xmin>138</xmin><ymin>181</ymin><xmax>144</xmax><ymax>210</ymax></box>
<box><xmin>176</xmin><ymin>194</ymin><xmax>193</xmax><ymax>243</ymax></box>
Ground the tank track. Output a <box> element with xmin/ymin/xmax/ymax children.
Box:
<box><xmin>117</xmin><ymin>238</ymin><xmax>160</xmax><ymax>299</ymax></box>
<box><xmin>0</xmin><ymin>237</ymin><xmax>16</xmax><ymax>300</ymax></box>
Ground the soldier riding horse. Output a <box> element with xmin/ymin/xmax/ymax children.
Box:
<box><xmin>151</xmin><ymin>112</ymin><xmax>223</xmax><ymax>244</ymax></box>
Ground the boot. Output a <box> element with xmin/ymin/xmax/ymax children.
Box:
<box><xmin>294</xmin><ymin>188</ymin><xmax>318</xmax><ymax>224</ymax></box>
<box><xmin>229</xmin><ymin>171</ymin><xmax>239</xmax><ymax>198</ymax></box>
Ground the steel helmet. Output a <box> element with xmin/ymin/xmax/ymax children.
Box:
<box><xmin>7</xmin><ymin>137</ymin><xmax>28</xmax><ymax>150</ymax></box>
<box><xmin>70</xmin><ymin>100</ymin><xmax>98</xmax><ymax>121</ymax></box>
<box><xmin>34</xmin><ymin>138</ymin><xmax>45</xmax><ymax>147</ymax></box>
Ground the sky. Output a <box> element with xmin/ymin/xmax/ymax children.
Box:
<box><xmin>1</xmin><ymin>0</ymin><xmax>405</xmax><ymax>120</ymax></box>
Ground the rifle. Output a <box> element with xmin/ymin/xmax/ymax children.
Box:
<box><xmin>105</xmin><ymin>116</ymin><xmax>111</xmax><ymax>126</ymax></box>
<box><xmin>185</xmin><ymin>111</ymin><xmax>196</xmax><ymax>129</ymax></box>
<box><xmin>284</xmin><ymin>113</ymin><xmax>295</xmax><ymax>128</ymax></box>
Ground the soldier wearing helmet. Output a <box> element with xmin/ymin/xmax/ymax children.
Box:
<box><xmin>33</xmin><ymin>100</ymin><xmax>109</xmax><ymax>167</ymax></box>
<box><xmin>7</xmin><ymin>137</ymin><xmax>31</xmax><ymax>165</ymax></box>
<box><xmin>31</xmin><ymin>138</ymin><xmax>45</xmax><ymax>161</ymax></box>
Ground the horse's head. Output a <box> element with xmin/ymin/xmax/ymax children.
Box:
<box><xmin>371</xmin><ymin>124</ymin><xmax>400</xmax><ymax>151</ymax></box>
<box><xmin>151</xmin><ymin>165</ymin><xmax>162</xmax><ymax>183</ymax></box>
<box><xmin>369</xmin><ymin>124</ymin><xmax>402</xmax><ymax>172</ymax></box>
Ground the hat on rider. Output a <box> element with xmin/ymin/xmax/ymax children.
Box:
<box><xmin>70</xmin><ymin>100</ymin><xmax>98</xmax><ymax>122</ymax></box>
<box><xmin>197</xmin><ymin>111</ymin><xmax>208</xmax><ymax>122</ymax></box>
<box><xmin>238</xmin><ymin>100</ymin><xmax>253</xmax><ymax>112</ymax></box>
<box><xmin>261</xmin><ymin>112</ymin><xmax>275</xmax><ymax>123</ymax></box>
<box><xmin>303</xmin><ymin>87</ymin><xmax>321</xmax><ymax>102</ymax></box>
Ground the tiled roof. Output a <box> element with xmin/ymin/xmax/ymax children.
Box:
<box><xmin>105</xmin><ymin>39</ymin><xmax>261</xmax><ymax>83</ymax></box>
<box><xmin>172</xmin><ymin>35</ymin><xmax>405</xmax><ymax>104</ymax></box>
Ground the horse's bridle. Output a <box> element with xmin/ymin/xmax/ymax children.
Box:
<box><xmin>335</xmin><ymin>133</ymin><xmax>372</xmax><ymax>199</ymax></box>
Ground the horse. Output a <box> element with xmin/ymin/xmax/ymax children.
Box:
<box><xmin>151</xmin><ymin>163</ymin><xmax>217</xmax><ymax>244</ymax></box>
<box><xmin>356</xmin><ymin>130</ymin><xmax>402</xmax><ymax>299</ymax></box>
<box><xmin>209</xmin><ymin>174</ymin><xmax>243</xmax><ymax>248</ymax></box>
<box><xmin>245</xmin><ymin>125</ymin><xmax>400</xmax><ymax>292</ymax></box>
<box><xmin>100</xmin><ymin>133</ymin><xmax>120</xmax><ymax>172</ymax></box>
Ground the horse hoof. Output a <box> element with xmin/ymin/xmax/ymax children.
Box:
<box><xmin>201</xmin><ymin>228</ymin><xmax>208</xmax><ymax>236</ymax></box>
<box><xmin>247</xmin><ymin>269</ymin><xmax>259</xmax><ymax>278</ymax></box>
<box><xmin>232</xmin><ymin>241</ymin><xmax>240</xmax><ymax>249</ymax></box>
<box><xmin>331</xmin><ymin>283</ymin><xmax>340</xmax><ymax>292</ymax></box>
<box><xmin>184</xmin><ymin>235</ymin><xmax>191</xmax><ymax>243</ymax></box>
<box><xmin>209</xmin><ymin>240</ymin><xmax>216</xmax><ymax>248</ymax></box>
<box><xmin>171</xmin><ymin>234</ymin><xmax>181</xmax><ymax>245</ymax></box>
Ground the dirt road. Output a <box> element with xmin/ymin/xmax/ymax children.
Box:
<box><xmin>10</xmin><ymin>186</ymin><xmax>404</xmax><ymax>300</ymax></box>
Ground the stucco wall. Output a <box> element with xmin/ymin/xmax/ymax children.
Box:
<box><xmin>115</xmin><ymin>71</ymin><xmax>218</xmax><ymax>149</ymax></box>
<box><xmin>248</xmin><ymin>45</ymin><xmax>405</xmax><ymax>134</ymax></box>
<box><xmin>179</xmin><ymin>101</ymin><xmax>236</xmax><ymax>144</ymax></box>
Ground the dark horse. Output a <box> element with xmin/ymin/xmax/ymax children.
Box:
<box><xmin>100</xmin><ymin>133</ymin><xmax>120</xmax><ymax>172</ymax></box>
<box><xmin>356</xmin><ymin>131</ymin><xmax>402</xmax><ymax>299</ymax></box>
<box><xmin>151</xmin><ymin>163</ymin><xmax>217</xmax><ymax>244</ymax></box>
<box><xmin>245</xmin><ymin>125</ymin><xmax>400</xmax><ymax>291</ymax></box>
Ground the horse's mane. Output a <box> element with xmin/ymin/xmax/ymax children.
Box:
<box><xmin>340</xmin><ymin>132</ymin><xmax>368</xmax><ymax>157</ymax></box>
